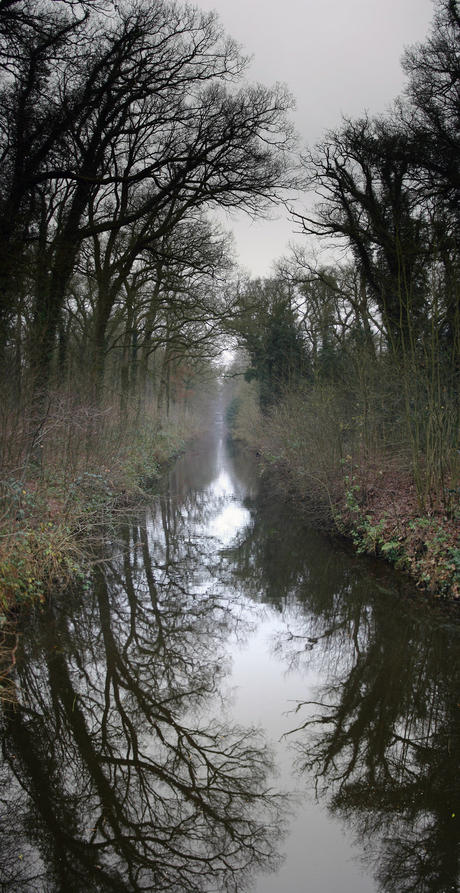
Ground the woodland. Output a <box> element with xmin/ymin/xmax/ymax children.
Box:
<box><xmin>2</xmin><ymin>0</ymin><xmax>460</xmax><ymax>605</ymax></box>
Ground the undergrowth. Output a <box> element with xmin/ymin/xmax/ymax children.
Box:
<box><xmin>0</xmin><ymin>408</ymin><xmax>201</xmax><ymax>619</ymax></box>
<box><xmin>228</xmin><ymin>381</ymin><xmax>460</xmax><ymax>602</ymax></box>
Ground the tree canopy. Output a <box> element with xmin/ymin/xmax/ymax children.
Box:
<box><xmin>0</xmin><ymin>0</ymin><xmax>300</xmax><ymax>393</ymax></box>
<box><xmin>296</xmin><ymin>0</ymin><xmax>460</xmax><ymax>361</ymax></box>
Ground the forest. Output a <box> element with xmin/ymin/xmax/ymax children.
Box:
<box><xmin>2</xmin><ymin>0</ymin><xmax>460</xmax><ymax>606</ymax></box>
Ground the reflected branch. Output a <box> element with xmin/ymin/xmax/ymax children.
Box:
<box><xmin>0</xmin><ymin>500</ymin><xmax>290</xmax><ymax>893</ymax></box>
<box><xmin>279</xmin><ymin>588</ymin><xmax>460</xmax><ymax>893</ymax></box>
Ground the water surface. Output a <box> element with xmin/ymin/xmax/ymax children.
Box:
<box><xmin>1</xmin><ymin>430</ymin><xmax>460</xmax><ymax>893</ymax></box>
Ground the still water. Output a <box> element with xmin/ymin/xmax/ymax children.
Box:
<box><xmin>1</xmin><ymin>429</ymin><xmax>460</xmax><ymax>893</ymax></box>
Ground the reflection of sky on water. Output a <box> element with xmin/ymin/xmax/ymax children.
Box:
<box><xmin>230</xmin><ymin>616</ymin><xmax>372</xmax><ymax>893</ymax></box>
<box><xmin>208</xmin><ymin>468</ymin><xmax>251</xmax><ymax>546</ymax></box>
<box><xmin>4</xmin><ymin>431</ymin><xmax>458</xmax><ymax>893</ymax></box>
<box><xmin>181</xmin><ymin>437</ymin><xmax>372</xmax><ymax>892</ymax></box>
<box><xmin>105</xmin><ymin>438</ymin><xmax>460</xmax><ymax>892</ymax></box>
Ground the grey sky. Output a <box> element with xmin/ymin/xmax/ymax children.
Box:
<box><xmin>197</xmin><ymin>0</ymin><xmax>435</xmax><ymax>277</ymax></box>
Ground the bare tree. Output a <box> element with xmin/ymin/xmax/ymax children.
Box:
<box><xmin>0</xmin><ymin>0</ymin><xmax>300</xmax><ymax>393</ymax></box>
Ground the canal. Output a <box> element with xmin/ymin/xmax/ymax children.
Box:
<box><xmin>1</xmin><ymin>426</ymin><xmax>460</xmax><ymax>892</ymax></box>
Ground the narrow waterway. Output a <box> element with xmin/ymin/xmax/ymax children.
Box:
<box><xmin>1</xmin><ymin>426</ymin><xmax>460</xmax><ymax>893</ymax></box>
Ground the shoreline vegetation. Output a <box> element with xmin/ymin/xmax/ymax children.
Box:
<box><xmin>227</xmin><ymin>380</ymin><xmax>460</xmax><ymax>605</ymax></box>
<box><xmin>3</xmin><ymin>0</ymin><xmax>460</xmax><ymax>620</ymax></box>
<box><xmin>1</xmin><ymin>372</ymin><xmax>459</xmax><ymax>633</ymax></box>
<box><xmin>0</xmin><ymin>396</ymin><xmax>204</xmax><ymax>623</ymax></box>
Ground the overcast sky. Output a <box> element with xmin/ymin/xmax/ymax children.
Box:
<box><xmin>197</xmin><ymin>0</ymin><xmax>435</xmax><ymax>277</ymax></box>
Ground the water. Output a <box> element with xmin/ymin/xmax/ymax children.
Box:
<box><xmin>1</xmin><ymin>428</ymin><xmax>460</xmax><ymax>893</ymax></box>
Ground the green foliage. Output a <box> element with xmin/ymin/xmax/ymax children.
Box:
<box><xmin>248</xmin><ymin>303</ymin><xmax>309</xmax><ymax>409</ymax></box>
<box><xmin>119</xmin><ymin>427</ymin><xmax>186</xmax><ymax>490</ymax></box>
<box><xmin>1</xmin><ymin>478</ymin><xmax>39</xmax><ymax>521</ymax></box>
<box><xmin>351</xmin><ymin>517</ymin><xmax>402</xmax><ymax>564</ymax></box>
<box><xmin>343</xmin><ymin>474</ymin><xmax>360</xmax><ymax>513</ymax></box>
<box><xmin>315</xmin><ymin>343</ymin><xmax>348</xmax><ymax>382</ymax></box>
<box><xmin>231</xmin><ymin>278</ymin><xmax>311</xmax><ymax>411</ymax></box>
<box><xmin>446</xmin><ymin>549</ymin><xmax>460</xmax><ymax>593</ymax></box>
<box><xmin>226</xmin><ymin>396</ymin><xmax>243</xmax><ymax>431</ymax></box>
<box><xmin>0</xmin><ymin>524</ymin><xmax>84</xmax><ymax>614</ymax></box>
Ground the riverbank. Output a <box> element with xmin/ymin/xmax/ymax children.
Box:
<box><xmin>0</xmin><ymin>415</ymin><xmax>202</xmax><ymax>620</ymax></box>
<box><xmin>228</xmin><ymin>387</ymin><xmax>460</xmax><ymax>602</ymax></box>
<box><xmin>261</xmin><ymin>454</ymin><xmax>460</xmax><ymax>601</ymax></box>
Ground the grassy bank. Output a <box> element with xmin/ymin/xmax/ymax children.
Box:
<box><xmin>228</xmin><ymin>382</ymin><xmax>460</xmax><ymax>602</ymax></box>
<box><xmin>0</xmin><ymin>399</ymin><xmax>204</xmax><ymax>620</ymax></box>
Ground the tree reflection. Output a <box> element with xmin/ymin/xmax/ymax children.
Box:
<box><xmin>213</xmin><ymin>456</ymin><xmax>460</xmax><ymax>893</ymax></box>
<box><xmin>0</xmin><ymin>482</ymin><xmax>290</xmax><ymax>893</ymax></box>
<box><xmin>278</xmin><ymin>586</ymin><xmax>460</xmax><ymax>893</ymax></box>
<box><xmin>6</xmin><ymin>432</ymin><xmax>459</xmax><ymax>893</ymax></box>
